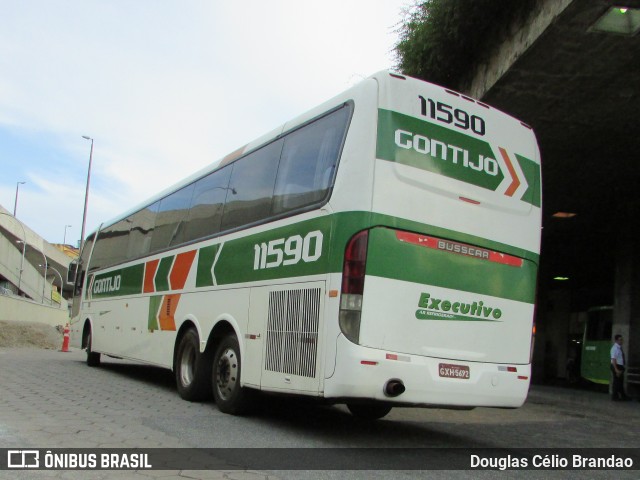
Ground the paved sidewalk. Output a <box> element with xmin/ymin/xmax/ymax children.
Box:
<box><xmin>0</xmin><ymin>347</ymin><xmax>277</xmax><ymax>480</ymax></box>
<box><xmin>527</xmin><ymin>384</ymin><xmax>640</xmax><ymax>421</ymax></box>
<box><xmin>1</xmin><ymin>346</ymin><xmax>637</xmax><ymax>479</ymax></box>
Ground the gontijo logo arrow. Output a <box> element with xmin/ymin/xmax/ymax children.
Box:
<box><xmin>498</xmin><ymin>147</ymin><xmax>521</xmax><ymax>197</ymax></box>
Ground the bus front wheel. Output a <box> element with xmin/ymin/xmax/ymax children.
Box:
<box><xmin>175</xmin><ymin>328</ymin><xmax>212</xmax><ymax>401</ymax></box>
<box><xmin>346</xmin><ymin>403</ymin><xmax>392</xmax><ymax>420</ymax></box>
<box><xmin>85</xmin><ymin>327</ymin><xmax>101</xmax><ymax>367</ymax></box>
<box><xmin>212</xmin><ymin>334</ymin><xmax>251</xmax><ymax>415</ymax></box>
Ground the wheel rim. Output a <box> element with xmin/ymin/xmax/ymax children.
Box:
<box><xmin>179</xmin><ymin>342</ymin><xmax>196</xmax><ymax>387</ymax></box>
<box><xmin>215</xmin><ymin>347</ymin><xmax>238</xmax><ymax>401</ymax></box>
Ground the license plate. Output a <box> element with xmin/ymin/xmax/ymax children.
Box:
<box><xmin>439</xmin><ymin>363</ymin><xmax>470</xmax><ymax>379</ymax></box>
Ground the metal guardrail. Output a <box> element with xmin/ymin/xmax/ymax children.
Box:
<box><xmin>0</xmin><ymin>286</ymin><xmax>14</xmax><ymax>296</ymax></box>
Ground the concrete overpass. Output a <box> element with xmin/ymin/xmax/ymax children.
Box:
<box><xmin>0</xmin><ymin>204</ymin><xmax>71</xmax><ymax>326</ymax></box>
<box><xmin>458</xmin><ymin>0</ymin><xmax>640</xmax><ymax>384</ymax></box>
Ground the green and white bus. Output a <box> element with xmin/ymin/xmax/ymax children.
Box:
<box><xmin>69</xmin><ymin>72</ymin><xmax>541</xmax><ymax>419</ymax></box>
<box><xmin>581</xmin><ymin>306</ymin><xmax>613</xmax><ymax>385</ymax></box>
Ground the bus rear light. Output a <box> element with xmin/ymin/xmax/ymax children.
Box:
<box><xmin>339</xmin><ymin>309</ymin><xmax>362</xmax><ymax>344</ymax></box>
<box><xmin>386</xmin><ymin>353</ymin><xmax>411</xmax><ymax>362</ymax></box>
<box><xmin>341</xmin><ymin>230</ymin><xmax>368</xmax><ymax>295</ymax></box>
<box><xmin>518</xmin><ymin>376</ymin><xmax>529</xmax><ymax>380</ymax></box>
<box><xmin>361</xmin><ymin>360</ymin><xmax>378</xmax><ymax>366</ymax></box>
<box><xmin>340</xmin><ymin>293</ymin><xmax>363</xmax><ymax>310</ymax></box>
<box><xmin>340</xmin><ymin>230</ymin><xmax>369</xmax><ymax>344</ymax></box>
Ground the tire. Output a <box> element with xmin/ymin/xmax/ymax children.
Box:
<box><xmin>175</xmin><ymin>328</ymin><xmax>212</xmax><ymax>401</ymax></box>
<box><xmin>347</xmin><ymin>403</ymin><xmax>392</xmax><ymax>420</ymax></box>
<box><xmin>212</xmin><ymin>334</ymin><xmax>252</xmax><ymax>415</ymax></box>
<box><xmin>85</xmin><ymin>328</ymin><xmax>101</xmax><ymax>367</ymax></box>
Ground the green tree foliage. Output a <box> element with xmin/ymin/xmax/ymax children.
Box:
<box><xmin>395</xmin><ymin>0</ymin><xmax>537</xmax><ymax>91</ymax></box>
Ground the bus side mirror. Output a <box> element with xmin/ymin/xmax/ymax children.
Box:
<box><xmin>67</xmin><ymin>261</ymin><xmax>78</xmax><ymax>284</ymax></box>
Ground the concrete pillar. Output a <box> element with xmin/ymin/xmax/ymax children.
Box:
<box><xmin>613</xmin><ymin>200</ymin><xmax>640</xmax><ymax>395</ymax></box>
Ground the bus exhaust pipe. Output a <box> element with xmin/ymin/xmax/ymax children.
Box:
<box><xmin>384</xmin><ymin>379</ymin><xmax>405</xmax><ymax>397</ymax></box>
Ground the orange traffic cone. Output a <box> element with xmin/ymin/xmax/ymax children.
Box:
<box><xmin>61</xmin><ymin>323</ymin><xmax>70</xmax><ymax>352</ymax></box>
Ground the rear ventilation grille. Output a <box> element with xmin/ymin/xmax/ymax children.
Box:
<box><xmin>265</xmin><ymin>288</ymin><xmax>321</xmax><ymax>378</ymax></box>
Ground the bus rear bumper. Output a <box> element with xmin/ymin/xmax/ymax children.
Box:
<box><xmin>324</xmin><ymin>335</ymin><xmax>530</xmax><ymax>408</ymax></box>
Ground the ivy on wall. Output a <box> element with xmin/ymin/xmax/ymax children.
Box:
<box><xmin>395</xmin><ymin>0</ymin><xmax>537</xmax><ymax>91</ymax></box>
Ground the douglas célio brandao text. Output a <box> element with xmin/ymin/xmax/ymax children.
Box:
<box><xmin>470</xmin><ymin>454</ymin><xmax>634</xmax><ymax>470</ymax></box>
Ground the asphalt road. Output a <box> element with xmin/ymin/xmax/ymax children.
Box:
<box><xmin>0</xmin><ymin>347</ymin><xmax>638</xmax><ymax>480</ymax></box>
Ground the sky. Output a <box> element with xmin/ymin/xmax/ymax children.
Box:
<box><xmin>0</xmin><ymin>0</ymin><xmax>410</xmax><ymax>246</ymax></box>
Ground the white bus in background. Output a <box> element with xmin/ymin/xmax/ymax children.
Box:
<box><xmin>69</xmin><ymin>71</ymin><xmax>541</xmax><ymax>419</ymax></box>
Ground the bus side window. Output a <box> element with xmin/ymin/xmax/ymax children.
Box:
<box><xmin>180</xmin><ymin>166</ymin><xmax>232</xmax><ymax>243</ymax></box>
<box><xmin>272</xmin><ymin>104</ymin><xmax>350</xmax><ymax>215</ymax></box>
<box><xmin>67</xmin><ymin>261</ymin><xmax>78</xmax><ymax>284</ymax></box>
<box><xmin>150</xmin><ymin>184</ymin><xmax>195</xmax><ymax>252</ymax></box>
<box><xmin>127</xmin><ymin>202</ymin><xmax>159</xmax><ymax>259</ymax></box>
<box><xmin>89</xmin><ymin>220</ymin><xmax>130</xmax><ymax>270</ymax></box>
<box><xmin>220</xmin><ymin>140</ymin><xmax>283</xmax><ymax>231</ymax></box>
<box><xmin>71</xmin><ymin>233</ymin><xmax>94</xmax><ymax>316</ymax></box>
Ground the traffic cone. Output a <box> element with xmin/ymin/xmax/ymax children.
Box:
<box><xmin>61</xmin><ymin>323</ymin><xmax>70</xmax><ymax>352</ymax></box>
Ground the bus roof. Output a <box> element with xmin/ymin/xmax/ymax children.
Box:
<box><xmin>92</xmin><ymin>71</ymin><xmax>537</xmax><ymax>236</ymax></box>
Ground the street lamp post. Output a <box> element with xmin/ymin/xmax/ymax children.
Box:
<box><xmin>46</xmin><ymin>265</ymin><xmax>64</xmax><ymax>309</ymax></box>
<box><xmin>63</xmin><ymin>224</ymin><xmax>72</xmax><ymax>245</ymax></box>
<box><xmin>13</xmin><ymin>181</ymin><xmax>26</xmax><ymax>216</ymax></box>
<box><xmin>80</xmin><ymin>136</ymin><xmax>94</xmax><ymax>254</ymax></box>
<box><xmin>35</xmin><ymin>250</ymin><xmax>48</xmax><ymax>304</ymax></box>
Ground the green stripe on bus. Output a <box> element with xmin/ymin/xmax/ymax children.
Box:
<box><xmin>365</xmin><ymin>227</ymin><xmax>536</xmax><ymax>304</ymax></box>
<box><xmin>155</xmin><ymin>256</ymin><xmax>174</xmax><ymax>292</ymax></box>
<box><xmin>88</xmin><ymin>211</ymin><xmax>538</xmax><ymax>300</ymax></box>
<box><xmin>516</xmin><ymin>154</ymin><xmax>541</xmax><ymax>208</ymax></box>
<box><xmin>196</xmin><ymin>244</ymin><xmax>220</xmax><ymax>288</ymax></box>
<box><xmin>196</xmin><ymin>217</ymin><xmax>333</xmax><ymax>288</ymax></box>
<box><xmin>330</xmin><ymin>212</ymin><xmax>540</xmax><ymax>267</ymax></box>
<box><xmin>148</xmin><ymin>295</ymin><xmax>162</xmax><ymax>331</ymax></box>
<box><xmin>91</xmin><ymin>264</ymin><xmax>144</xmax><ymax>298</ymax></box>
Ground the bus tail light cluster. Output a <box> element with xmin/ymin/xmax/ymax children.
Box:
<box><xmin>339</xmin><ymin>230</ymin><xmax>369</xmax><ymax>344</ymax></box>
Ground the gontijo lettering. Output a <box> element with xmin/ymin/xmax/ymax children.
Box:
<box><xmin>92</xmin><ymin>275</ymin><xmax>121</xmax><ymax>294</ymax></box>
<box><xmin>394</xmin><ymin>129</ymin><xmax>499</xmax><ymax>176</ymax></box>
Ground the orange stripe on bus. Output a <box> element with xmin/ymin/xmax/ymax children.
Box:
<box><xmin>158</xmin><ymin>294</ymin><xmax>180</xmax><ymax>331</ymax></box>
<box><xmin>144</xmin><ymin>259</ymin><xmax>160</xmax><ymax>293</ymax></box>
<box><xmin>169</xmin><ymin>250</ymin><xmax>197</xmax><ymax>290</ymax></box>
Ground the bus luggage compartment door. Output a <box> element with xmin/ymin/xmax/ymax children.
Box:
<box><xmin>247</xmin><ymin>281</ymin><xmax>326</xmax><ymax>394</ymax></box>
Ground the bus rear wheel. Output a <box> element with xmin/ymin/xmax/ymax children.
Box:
<box><xmin>212</xmin><ymin>334</ymin><xmax>251</xmax><ymax>415</ymax></box>
<box><xmin>175</xmin><ymin>328</ymin><xmax>212</xmax><ymax>401</ymax></box>
<box><xmin>346</xmin><ymin>403</ymin><xmax>392</xmax><ymax>420</ymax></box>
